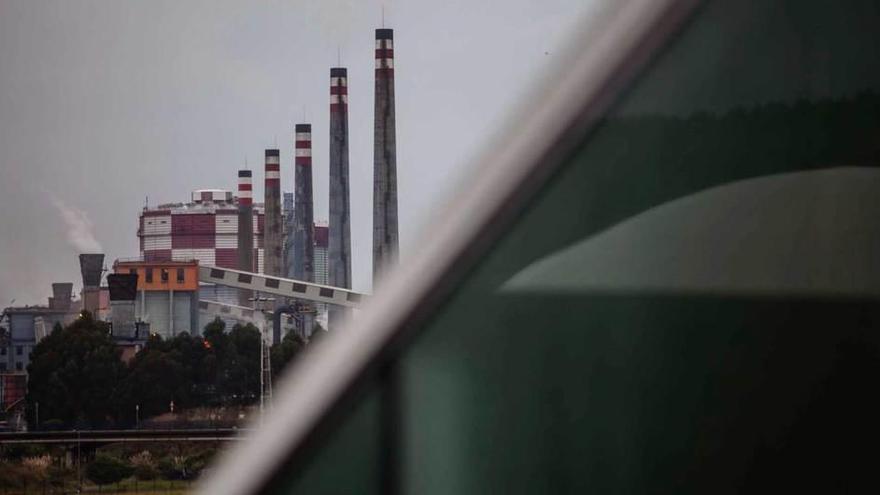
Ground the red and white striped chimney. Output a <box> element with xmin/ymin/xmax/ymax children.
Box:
<box><xmin>237</xmin><ymin>170</ymin><xmax>253</xmax><ymax>206</ymax></box>
<box><xmin>237</xmin><ymin>169</ymin><xmax>255</xmax><ymax>305</ymax></box>
<box><xmin>264</xmin><ymin>149</ymin><xmax>282</xmax><ymax>277</ymax></box>
<box><xmin>373</xmin><ymin>28</ymin><xmax>399</xmax><ymax>284</ymax></box>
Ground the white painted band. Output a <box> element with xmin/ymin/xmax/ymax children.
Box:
<box><xmin>238</xmin><ymin>191</ymin><xmax>252</xmax><ymax>198</ymax></box>
<box><xmin>295</xmin><ymin>133</ymin><xmax>311</xmax><ymax>140</ymax></box>
<box><xmin>265</xmin><ymin>171</ymin><xmax>280</xmax><ymax>179</ymax></box>
<box><xmin>330</xmin><ymin>94</ymin><xmax>349</xmax><ymax>104</ymax></box>
<box><xmin>375</xmin><ymin>58</ymin><xmax>394</xmax><ymax>69</ymax></box>
<box><xmin>330</xmin><ymin>77</ymin><xmax>347</xmax><ymax>86</ymax></box>
<box><xmin>375</xmin><ymin>39</ymin><xmax>393</xmax><ymax>49</ymax></box>
<box><xmin>265</xmin><ymin>156</ymin><xmax>280</xmax><ymax>165</ymax></box>
<box><xmin>295</xmin><ymin>149</ymin><xmax>312</xmax><ymax>157</ymax></box>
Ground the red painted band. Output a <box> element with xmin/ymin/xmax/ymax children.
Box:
<box><xmin>238</xmin><ymin>184</ymin><xmax>253</xmax><ymax>191</ymax></box>
<box><xmin>264</xmin><ymin>164</ymin><xmax>280</xmax><ymax>171</ymax></box>
<box><xmin>375</xmin><ymin>49</ymin><xmax>394</xmax><ymax>59</ymax></box>
<box><xmin>330</xmin><ymin>86</ymin><xmax>348</xmax><ymax>95</ymax></box>
<box><xmin>295</xmin><ymin>157</ymin><xmax>312</xmax><ymax>165</ymax></box>
<box><xmin>295</xmin><ymin>141</ymin><xmax>311</xmax><ymax>148</ymax></box>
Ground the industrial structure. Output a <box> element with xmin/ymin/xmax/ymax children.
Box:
<box><xmin>328</xmin><ymin>67</ymin><xmax>352</xmax><ymax>328</ymax></box>
<box><xmin>291</xmin><ymin>124</ymin><xmax>315</xmax><ymax>283</ymax></box>
<box><xmin>373</xmin><ymin>28</ymin><xmax>399</xmax><ymax>284</ymax></box>
<box><xmin>113</xmin><ymin>259</ymin><xmax>200</xmax><ymax>338</ymax></box>
<box><xmin>139</xmin><ymin>189</ymin><xmax>265</xmax><ymax>271</ymax></box>
<box><xmin>263</xmin><ymin>150</ymin><xmax>283</xmax><ymax>278</ymax></box>
<box><xmin>79</xmin><ymin>254</ymin><xmax>105</xmax><ymax>316</ymax></box>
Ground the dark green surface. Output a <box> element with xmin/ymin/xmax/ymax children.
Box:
<box><xmin>273</xmin><ymin>382</ymin><xmax>383</xmax><ymax>494</ymax></box>
<box><xmin>404</xmin><ymin>294</ymin><xmax>880</xmax><ymax>493</ymax></box>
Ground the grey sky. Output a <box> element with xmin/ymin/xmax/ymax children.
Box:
<box><xmin>0</xmin><ymin>0</ymin><xmax>589</xmax><ymax>304</ymax></box>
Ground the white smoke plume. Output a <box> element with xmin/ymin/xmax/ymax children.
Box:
<box><xmin>51</xmin><ymin>198</ymin><xmax>103</xmax><ymax>253</ymax></box>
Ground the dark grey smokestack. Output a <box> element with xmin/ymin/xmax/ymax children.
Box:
<box><xmin>237</xmin><ymin>170</ymin><xmax>254</xmax><ymax>306</ymax></box>
<box><xmin>293</xmin><ymin>124</ymin><xmax>315</xmax><ymax>283</ymax></box>
<box><xmin>107</xmin><ymin>273</ymin><xmax>138</xmax><ymax>339</ymax></box>
<box><xmin>264</xmin><ymin>149</ymin><xmax>283</xmax><ymax>277</ymax></box>
<box><xmin>79</xmin><ymin>253</ymin><xmax>104</xmax><ymax>316</ymax></box>
<box><xmin>79</xmin><ymin>254</ymin><xmax>104</xmax><ymax>288</ymax></box>
<box><xmin>51</xmin><ymin>283</ymin><xmax>73</xmax><ymax>311</ymax></box>
<box><xmin>373</xmin><ymin>28</ymin><xmax>399</xmax><ymax>285</ymax></box>
<box><xmin>329</xmin><ymin>67</ymin><xmax>352</xmax><ymax>328</ymax></box>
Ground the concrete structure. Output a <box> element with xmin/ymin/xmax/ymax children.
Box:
<box><xmin>314</xmin><ymin>223</ymin><xmax>329</xmax><ymax>286</ymax></box>
<box><xmin>79</xmin><ymin>254</ymin><xmax>105</xmax><ymax>315</ymax></box>
<box><xmin>138</xmin><ymin>189</ymin><xmax>265</xmax><ymax>272</ymax></box>
<box><xmin>329</xmin><ymin>67</ymin><xmax>352</xmax><ymax>328</ymax></box>
<box><xmin>114</xmin><ymin>259</ymin><xmax>200</xmax><ymax>338</ymax></box>
<box><xmin>0</xmin><ymin>281</ymin><xmax>79</xmax><ymax>373</ymax></box>
<box><xmin>0</xmin><ymin>307</ymin><xmax>72</xmax><ymax>373</ymax></box>
<box><xmin>237</xmin><ymin>173</ymin><xmax>256</xmax><ymax>306</ymax></box>
<box><xmin>49</xmin><ymin>283</ymin><xmax>73</xmax><ymax>313</ymax></box>
<box><xmin>373</xmin><ymin>28</ymin><xmax>399</xmax><ymax>284</ymax></box>
<box><xmin>283</xmin><ymin>192</ymin><xmax>295</xmax><ymax>279</ymax></box>
<box><xmin>292</xmin><ymin>124</ymin><xmax>315</xmax><ymax>283</ymax></box>
<box><xmin>263</xmin><ymin>149</ymin><xmax>283</xmax><ymax>278</ymax></box>
<box><xmin>107</xmin><ymin>273</ymin><xmax>144</xmax><ymax>341</ymax></box>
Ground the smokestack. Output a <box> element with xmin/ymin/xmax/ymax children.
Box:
<box><xmin>107</xmin><ymin>273</ymin><xmax>138</xmax><ymax>339</ymax></box>
<box><xmin>79</xmin><ymin>254</ymin><xmax>104</xmax><ymax>288</ymax></box>
<box><xmin>264</xmin><ymin>149</ymin><xmax>282</xmax><ymax>277</ymax></box>
<box><xmin>237</xmin><ymin>170</ymin><xmax>255</xmax><ymax>306</ymax></box>
<box><xmin>373</xmin><ymin>28</ymin><xmax>399</xmax><ymax>285</ymax></box>
<box><xmin>329</xmin><ymin>67</ymin><xmax>352</xmax><ymax>328</ymax></box>
<box><xmin>51</xmin><ymin>283</ymin><xmax>73</xmax><ymax>311</ymax></box>
<box><xmin>293</xmin><ymin>124</ymin><xmax>315</xmax><ymax>283</ymax></box>
<box><xmin>79</xmin><ymin>253</ymin><xmax>104</xmax><ymax>316</ymax></box>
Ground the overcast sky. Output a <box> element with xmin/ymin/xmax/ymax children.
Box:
<box><xmin>0</xmin><ymin>0</ymin><xmax>591</xmax><ymax>304</ymax></box>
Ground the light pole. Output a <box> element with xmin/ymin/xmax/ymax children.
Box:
<box><xmin>249</xmin><ymin>296</ymin><xmax>274</xmax><ymax>426</ymax></box>
<box><xmin>135</xmin><ymin>404</ymin><xmax>140</xmax><ymax>429</ymax></box>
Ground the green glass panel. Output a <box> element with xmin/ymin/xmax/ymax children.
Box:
<box><xmin>272</xmin><ymin>381</ymin><xmax>383</xmax><ymax>494</ymax></box>
<box><xmin>402</xmin><ymin>0</ymin><xmax>880</xmax><ymax>493</ymax></box>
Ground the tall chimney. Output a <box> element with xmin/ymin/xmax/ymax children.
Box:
<box><xmin>329</xmin><ymin>67</ymin><xmax>352</xmax><ymax>328</ymax></box>
<box><xmin>237</xmin><ymin>170</ymin><xmax>255</xmax><ymax>306</ymax></box>
<box><xmin>373</xmin><ymin>28</ymin><xmax>399</xmax><ymax>285</ymax></box>
<box><xmin>79</xmin><ymin>254</ymin><xmax>104</xmax><ymax>316</ymax></box>
<box><xmin>264</xmin><ymin>149</ymin><xmax>283</xmax><ymax>277</ymax></box>
<box><xmin>293</xmin><ymin>124</ymin><xmax>315</xmax><ymax>283</ymax></box>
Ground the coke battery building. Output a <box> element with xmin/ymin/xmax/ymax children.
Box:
<box><xmin>138</xmin><ymin>189</ymin><xmax>266</xmax><ymax>272</ymax></box>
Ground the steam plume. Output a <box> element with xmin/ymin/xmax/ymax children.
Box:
<box><xmin>51</xmin><ymin>198</ymin><xmax>103</xmax><ymax>253</ymax></box>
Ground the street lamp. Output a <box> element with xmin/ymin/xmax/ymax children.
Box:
<box><xmin>135</xmin><ymin>404</ymin><xmax>140</xmax><ymax>429</ymax></box>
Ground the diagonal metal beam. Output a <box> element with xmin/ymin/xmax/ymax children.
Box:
<box><xmin>198</xmin><ymin>265</ymin><xmax>366</xmax><ymax>309</ymax></box>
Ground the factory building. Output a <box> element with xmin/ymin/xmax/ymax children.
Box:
<box><xmin>138</xmin><ymin>189</ymin><xmax>265</xmax><ymax>272</ymax></box>
<box><xmin>0</xmin><ymin>283</ymin><xmax>80</xmax><ymax>373</ymax></box>
<box><xmin>113</xmin><ymin>259</ymin><xmax>200</xmax><ymax>338</ymax></box>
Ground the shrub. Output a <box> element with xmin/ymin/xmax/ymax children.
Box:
<box><xmin>131</xmin><ymin>451</ymin><xmax>159</xmax><ymax>481</ymax></box>
<box><xmin>86</xmin><ymin>453</ymin><xmax>133</xmax><ymax>485</ymax></box>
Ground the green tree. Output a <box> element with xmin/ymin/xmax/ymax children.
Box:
<box><xmin>219</xmin><ymin>323</ymin><xmax>261</xmax><ymax>404</ymax></box>
<box><xmin>270</xmin><ymin>331</ymin><xmax>307</xmax><ymax>379</ymax></box>
<box><xmin>26</xmin><ymin>312</ymin><xmax>126</xmax><ymax>427</ymax></box>
<box><xmin>86</xmin><ymin>453</ymin><xmax>133</xmax><ymax>485</ymax></box>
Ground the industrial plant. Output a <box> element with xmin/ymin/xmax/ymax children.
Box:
<box><xmin>0</xmin><ymin>27</ymin><xmax>399</xmax><ymax>430</ymax></box>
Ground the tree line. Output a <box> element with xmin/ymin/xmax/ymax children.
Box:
<box><xmin>25</xmin><ymin>312</ymin><xmax>321</xmax><ymax>428</ymax></box>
